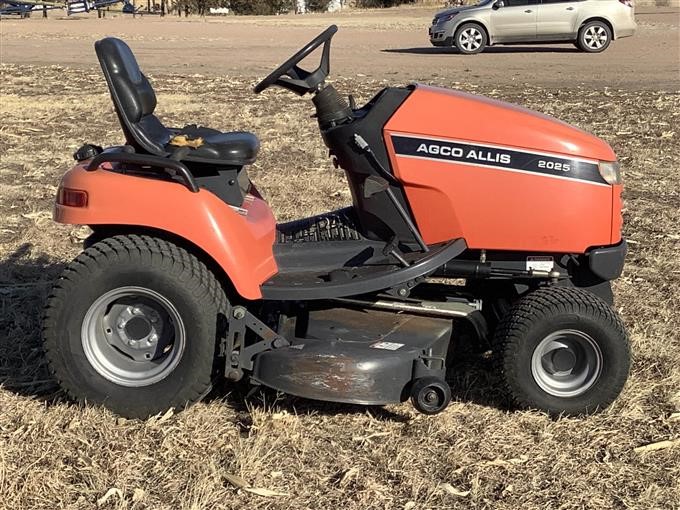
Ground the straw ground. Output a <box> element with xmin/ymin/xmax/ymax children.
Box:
<box><xmin>1</xmin><ymin>21</ymin><xmax>679</xmax><ymax>510</ymax></box>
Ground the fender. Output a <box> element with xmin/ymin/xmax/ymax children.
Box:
<box><xmin>54</xmin><ymin>163</ymin><xmax>278</xmax><ymax>300</ymax></box>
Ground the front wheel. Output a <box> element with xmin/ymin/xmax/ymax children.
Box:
<box><xmin>43</xmin><ymin>234</ymin><xmax>229</xmax><ymax>419</ymax></box>
<box><xmin>454</xmin><ymin>23</ymin><xmax>487</xmax><ymax>55</ymax></box>
<box><xmin>494</xmin><ymin>287</ymin><xmax>629</xmax><ymax>415</ymax></box>
<box><xmin>576</xmin><ymin>21</ymin><xmax>612</xmax><ymax>53</ymax></box>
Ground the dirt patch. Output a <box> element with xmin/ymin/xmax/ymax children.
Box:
<box><xmin>0</xmin><ymin>7</ymin><xmax>678</xmax><ymax>89</ymax></box>
<box><xmin>0</xmin><ymin>60</ymin><xmax>679</xmax><ymax>509</ymax></box>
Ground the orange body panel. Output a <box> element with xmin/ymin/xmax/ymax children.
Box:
<box><xmin>54</xmin><ymin>164</ymin><xmax>278</xmax><ymax>300</ymax></box>
<box><xmin>611</xmin><ymin>184</ymin><xmax>623</xmax><ymax>244</ymax></box>
<box><xmin>385</xmin><ymin>85</ymin><xmax>620</xmax><ymax>253</ymax></box>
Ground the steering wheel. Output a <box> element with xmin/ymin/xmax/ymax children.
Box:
<box><xmin>254</xmin><ymin>25</ymin><xmax>338</xmax><ymax>96</ymax></box>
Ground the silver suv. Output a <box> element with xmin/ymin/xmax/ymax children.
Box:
<box><xmin>429</xmin><ymin>0</ymin><xmax>636</xmax><ymax>54</ymax></box>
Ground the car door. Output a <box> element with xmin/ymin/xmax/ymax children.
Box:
<box><xmin>490</xmin><ymin>0</ymin><xmax>539</xmax><ymax>43</ymax></box>
<box><xmin>536</xmin><ymin>0</ymin><xmax>581</xmax><ymax>39</ymax></box>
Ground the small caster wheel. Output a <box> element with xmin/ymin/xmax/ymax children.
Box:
<box><xmin>410</xmin><ymin>377</ymin><xmax>452</xmax><ymax>415</ymax></box>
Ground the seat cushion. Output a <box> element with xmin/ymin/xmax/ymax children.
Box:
<box><xmin>96</xmin><ymin>38</ymin><xmax>157</xmax><ymax>125</ymax></box>
<box><xmin>166</xmin><ymin>130</ymin><xmax>260</xmax><ymax>166</ymax></box>
<box><xmin>95</xmin><ymin>38</ymin><xmax>260</xmax><ymax>167</ymax></box>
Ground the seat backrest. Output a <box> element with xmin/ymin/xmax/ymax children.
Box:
<box><xmin>94</xmin><ymin>37</ymin><xmax>171</xmax><ymax>155</ymax></box>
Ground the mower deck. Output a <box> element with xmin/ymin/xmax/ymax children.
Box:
<box><xmin>252</xmin><ymin>307</ymin><xmax>452</xmax><ymax>405</ymax></box>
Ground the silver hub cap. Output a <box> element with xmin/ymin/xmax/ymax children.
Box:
<box><xmin>584</xmin><ymin>25</ymin><xmax>608</xmax><ymax>50</ymax></box>
<box><xmin>459</xmin><ymin>27</ymin><xmax>483</xmax><ymax>52</ymax></box>
<box><xmin>531</xmin><ymin>329</ymin><xmax>603</xmax><ymax>397</ymax></box>
<box><xmin>81</xmin><ymin>286</ymin><xmax>186</xmax><ymax>387</ymax></box>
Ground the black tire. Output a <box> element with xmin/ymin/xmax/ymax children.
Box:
<box><xmin>576</xmin><ymin>20</ymin><xmax>612</xmax><ymax>53</ymax></box>
<box><xmin>43</xmin><ymin>234</ymin><xmax>229</xmax><ymax>419</ymax></box>
<box><xmin>454</xmin><ymin>23</ymin><xmax>487</xmax><ymax>55</ymax></box>
<box><xmin>494</xmin><ymin>287</ymin><xmax>629</xmax><ymax>416</ymax></box>
<box><xmin>410</xmin><ymin>377</ymin><xmax>452</xmax><ymax>415</ymax></box>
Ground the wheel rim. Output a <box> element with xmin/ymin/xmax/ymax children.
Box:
<box><xmin>81</xmin><ymin>286</ymin><xmax>186</xmax><ymax>387</ymax></box>
<box><xmin>583</xmin><ymin>25</ymin><xmax>608</xmax><ymax>50</ymax></box>
<box><xmin>531</xmin><ymin>329</ymin><xmax>603</xmax><ymax>398</ymax></box>
<box><xmin>459</xmin><ymin>27</ymin><xmax>483</xmax><ymax>52</ymax></box>
<box><xmin>419</xmin><ymin>386</ymin><xmax>446</xmax><ymax>412</ymax></box>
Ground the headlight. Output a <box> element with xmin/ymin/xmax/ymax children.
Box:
<box><xmin>598</xmin><ymin>161</ymin><xmax>622</xmax><ymax>185</ymax></box>
<box><xmin>434</xmin><ymin>12</ymin><xmax>457</xmax><ymax>24</ymax></box>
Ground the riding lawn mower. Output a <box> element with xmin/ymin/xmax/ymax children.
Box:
<box><xmin>43</xmin><ymin>26</ymin><xmax>630</xmax><ymax>419</ymax></box>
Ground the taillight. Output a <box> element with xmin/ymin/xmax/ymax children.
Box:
<box><xmin>57</xmin><ymin>186</ymin><xmax>88</xmax><ymax>208</ymax></box>
<box><xmin>618</xmin><ymin>0</ymin><xmax>633</xmax><ymax>7</ymax></box>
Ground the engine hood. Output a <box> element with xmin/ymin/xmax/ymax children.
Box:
<box><xmin>383</xmin><ymin>85</ymin><xmax>621</xmax><ymax>253</ymax></box>
<box><xmin>435</xmin><ymin>4</ymin><xmax>482</xmax><ymax>19</ymax></box>
<box><xmin>385</xmin><ymin>85</ymin><xmax>616</xmax><ymax>162</ymax></box>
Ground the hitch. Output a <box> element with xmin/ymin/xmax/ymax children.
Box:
<box><xmin>224</xmin><ymin>306</ymin><xmax>290</xmax><ymax>382</ymax></box>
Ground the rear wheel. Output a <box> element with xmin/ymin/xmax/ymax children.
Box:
<box><xmin>577</xmin><ymin>21</ymin><xmax>612</xmax><ymax>53</ymax></box>
<box><xmin>454</xmin><ymin>23</ymin><xmax>487</xmax><ymax>55</ymax></box>
<box><xmin>43</xmin><ymin>234</ymin><xmax>229</xmax><ymax>419</ymax></box>
<box><xmin>494</xmin><ymin>287</ymin><xmax>629</xmax><ymax>415</ymax></box>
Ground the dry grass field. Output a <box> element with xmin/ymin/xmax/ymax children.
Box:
<box><xmin>1</xmin><ymin>10</ymin><xmax>680</xmax><ymax>509</ymax></box>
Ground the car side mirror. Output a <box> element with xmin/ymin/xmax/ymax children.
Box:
<box><xmin>493</xmin><ymin>0</ymin><xmax>504</xmax><ymax>9</ymax></box>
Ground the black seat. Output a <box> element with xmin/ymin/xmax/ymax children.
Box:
<box><xmin>94</xmin><ymin>37</ymin><xmax>259</xmax><ymax>167</ymax></box>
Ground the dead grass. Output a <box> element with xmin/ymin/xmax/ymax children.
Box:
<box><xmin>0</xmin><ymin>63</ymin><xmax>679</xmax><ymax>509</ymax></box>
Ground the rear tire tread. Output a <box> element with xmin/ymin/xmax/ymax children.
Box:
<box><xmin>43</xmin><ymin>234</ymin><xmax>229</xmax><ymax>417</ymax></box>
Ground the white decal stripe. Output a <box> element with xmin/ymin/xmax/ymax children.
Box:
<box><xmin>396</xmin><ymin>153</ymin><xmax>611</xmax><ymax>187</ymax></box>
<box><xmin>389</xmin><ymin>131</ymin><xmax>601</xmax><ymax>165</ymax></box>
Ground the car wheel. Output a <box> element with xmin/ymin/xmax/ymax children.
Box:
<box><xmin>577</xmin><ymin>21</ymin><xmax>612</xmax><ymax>53</ymax></box>
<box><xmin>494</xmin><ymin>287</ymin><xmax>630</xmax><ymax>416</ymax></box>
<box><xmin>43</xmin><ymin>234</ymin><xmax>230</xmax><ymax>419</ymax></box>
<box><xmin>454</xmin><ymin>23</ymin><xmax>487</xmax><ymax>55</ymax></box>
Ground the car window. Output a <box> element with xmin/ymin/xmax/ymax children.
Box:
<box><xmin>504</xmin><ymin>0</ymin><xmax>539</xmax><ymax>6</ymax></box>
<box><xmin>541</xmin><ymin>0</ymin><xmax>576</xmax><ymax>3</ymax></box>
